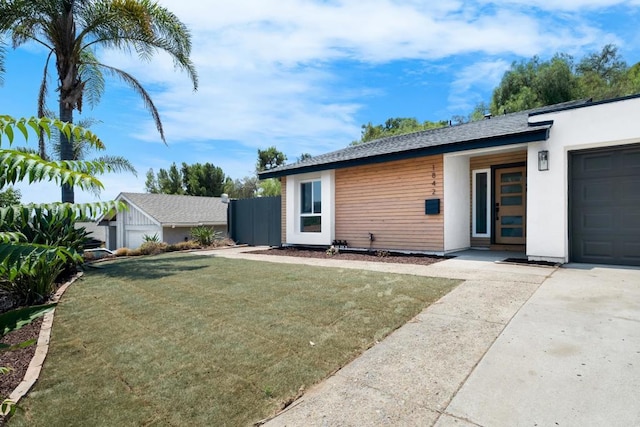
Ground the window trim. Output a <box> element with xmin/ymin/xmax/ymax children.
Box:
<box><xmin>472</xmin><ymin>169</ymin><xmax>491</xmax><ymax>238</ymax></box>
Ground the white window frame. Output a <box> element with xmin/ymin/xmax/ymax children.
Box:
<box><xmin>286</xmin><ymin>170</ymin><xmax>335</xmax><ymax>245</ymax></box>
<box><xmin>472</xmin><ymin>169</ymin><xmax>491</xmax><ymax>238</ymax></box>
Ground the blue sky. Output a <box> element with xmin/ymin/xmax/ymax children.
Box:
<box><xmin>2</xmin><ymin>0</ymin><xmax>640</xmax><ymax>203</ymax></box>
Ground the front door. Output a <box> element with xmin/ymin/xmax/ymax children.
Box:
<box><xmin>495</xmin><ymin>166</ymin><xmax>526</xmax><ymax>244</ymax></box>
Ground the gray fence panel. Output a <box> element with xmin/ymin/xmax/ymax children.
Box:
<box><xmin>229</xmin><ymin>196</ymin><xmax>281</xmax><ymax>246</ymax></box>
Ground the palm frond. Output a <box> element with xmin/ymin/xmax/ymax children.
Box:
<box><xmin>78</xmin><ymin>0</ymin><xmax>198</xmax><ymax>90</ymax></box>
<box><xmin>78</xmin><ymin>49</ymin><xmax>105</xmax><ymax>109</ymax></box>
<box><xmin>93</xmin><ymin>155</ymin><xmax>137</xmax><ymax>176</ymax></box>
<box><xmin>98</xmin><ymin>63</ymin><xmax>166</xmax><ymax>142</ymax></box>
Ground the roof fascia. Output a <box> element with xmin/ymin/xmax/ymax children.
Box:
<box><xmin>529</xmin><ymin>93</ymin><xmax>640</xmax><ymax>117</ymax></box>
<box><xmin>260</xmin><ymin>127</ymin><xmax>550</xmax><ymax>179</ymax></box>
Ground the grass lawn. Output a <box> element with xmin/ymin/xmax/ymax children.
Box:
<box><xmin>10</xmin><ymin>253</ymin><xmax>460</xmax><ymax>426</ymax></box>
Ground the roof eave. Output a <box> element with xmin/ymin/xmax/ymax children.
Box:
<box><xmin>260</xmin><ymin>127</ymin><xmax>550</xmax><ymax>179</ymax></box>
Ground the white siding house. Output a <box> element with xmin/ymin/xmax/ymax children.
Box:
<box><xmin>98</xmin><ymin>193</ymin><xmax>227</xmax><ymax>250</ymax></box>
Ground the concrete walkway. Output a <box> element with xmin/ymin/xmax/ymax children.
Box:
<box><xmin>196</xmin><ymin>247</ymin><xmax>640</xmax><ymax>426</ymax></box>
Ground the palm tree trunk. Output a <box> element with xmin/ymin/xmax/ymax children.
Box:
<box><xmin>59</xmin><ymin>100</ymin><xmax>74</xmax><ymax>203</ymax></box>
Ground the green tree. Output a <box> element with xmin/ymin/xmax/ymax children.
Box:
<box><xmin>351</xmin><ymin>117</ymin><xmax>448</xmax><ymax>145</ymax></box>
<box><xmin>576</xmin><ymin>44</ymin><xmax>630</xmax><ymax>100</ymax></box>
<box><xmin>0</xmin><ymin>187</ymin><xmax>20</xmax><ymax>207</ymax></box>
<box><xmin>0</xmin><ymin>0</ymin><xmax>198</xmax><ymax>203</ymax></box>
<box><xmin>151</xmin><ymin>163</ymin><xmax>185</xmax><ymax>195</ymax></box>
<box><xmin>297</xmin><ymin>153</ymin><xmax>312</xmax><ymax>162</ymax></box>
<box><xmin>257</xmin><ymin>179</ymin><xmax>281</xmax><ymax>197</ymax></box>
<box><xmin>144</xmin><ymin>168</ymin><xmax>159</xmax><ymax>194</ymax></box>
<box><xmin>181</xmin><ymin>162</ymin><xmax>226</xmax><ymax>197</ymax></box>
<box><xmin>146</xmin><ymin>162</ymin><xmax>226</xmax><ymax>197</ymax></box>
<box><xmin>223</xmin><ymin>176</ymin><xmax>258</xmax><ymax>199</ymax></box>
<box><xmin>490</xmin><ymin>54</ymin><xmax>578</xmax><ymax>115</ymax></box>
<box><xmin>257</xmin><ymin>146</ymin><xmax>287</xmax><ymax>173</ymax></box>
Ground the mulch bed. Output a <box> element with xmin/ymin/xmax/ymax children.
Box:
<box><xmin>0</xmin><ymin>317</ymin><xmax>43</xmax><ymax>401</ymax></box>
<box><xmin>247</xmin><ymin>247</ymin><xmax>449</xmax><ymax>266</ymax></box>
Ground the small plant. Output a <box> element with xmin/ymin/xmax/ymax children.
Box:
<box><xmin>326</xmin><ymin>245</ymin><xmax>339</xmax><ymax>256</ymax></box>
<box><xmin>376</xmin><ymin>250</ymin><xmax>390</xmax><ymax>258</ymax></box>
<box><xmin>262</xmin><ymin>386</ymin><xmax>274</xmax><ymax>398</ymax></box>
<box><xmin>190</xmin><ymin>226</ymin><xmax>220</xmax><ymax>247</ymax></box>
<box><xmin>0</xmin><ymin>255</ymin><xmax>64</xmax><ymax>306</ymax></box>
<box><xmin>142</xmin><ymin>233</ymin><xmax>160</xmax><ymax>243</ymax></box>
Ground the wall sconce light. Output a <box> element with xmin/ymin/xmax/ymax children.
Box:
<box><xmin>538</xmin><ymin>150</ymin><xmax>549</xmax><ymax>171</ymax></box>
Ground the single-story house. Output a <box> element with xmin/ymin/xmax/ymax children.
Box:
<box><xmin>98</xmin><ymin>192</ymin><xmax>228</xmax><ymax>250</ymax></box>
<box><xmin>259</xmin><ymin>95</ymin><xmax>640</xmax><ymax>266</ymax></box>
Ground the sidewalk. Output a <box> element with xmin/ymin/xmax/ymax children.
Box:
<box><xmin>197</xmin><ymin>247</ymin><xmax>640</xmax><ymax>426</ymax></box>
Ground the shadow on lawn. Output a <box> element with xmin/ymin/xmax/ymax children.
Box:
<box><xmin>85</xmin><ymin>255</ymin><xmax>210</xmax><ymax>280</ymax></box>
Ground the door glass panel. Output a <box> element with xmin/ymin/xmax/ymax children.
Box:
<box><xmin>475</xmin><ymin>172</ymin><xmax>488</xmax><ymax>234</ymax></box>
<box><xmin>501</xmin><ymin>195</ymin><xmax>523</xmax><ymax>206</ymax></box>
<box><xmin>501</xmin><ymin>227</ymin><xmax>523</xmax><ymax>237</ymax></box>
<box><xmin>501</xmin><ymin>172</ymin><xmax>522</xmax><ymax>182</ymax></box>
<box><xmin>501</xmin><ymin>184</ymin><xmax>522</xmax><ymax>194</ymax></box>
<box><xmin>501</xmin><ymin>216</ymin><xmax>523</xmax><ymax>226</ymax></box>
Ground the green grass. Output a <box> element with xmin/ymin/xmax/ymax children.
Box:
<box><xmin>10</xmin><ymin>253</ymin><xmax>459</xmax><ymax>426</ymax></box>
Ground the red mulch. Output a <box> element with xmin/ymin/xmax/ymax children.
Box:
<box><xmin>247</xmin><ymin>247</ymin><xmax>448</xmax><ymax>266</ymax></box>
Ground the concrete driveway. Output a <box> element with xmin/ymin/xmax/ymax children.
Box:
<box><xmin>199</xmin><ymin>248</ymin><xmax>640</xmax><ymax>426</ymax></box>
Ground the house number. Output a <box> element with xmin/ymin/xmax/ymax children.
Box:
<box><xmin>431</xmin><ymin>164</ymin><xmax>437</xmax><ymax>195</ymax></box>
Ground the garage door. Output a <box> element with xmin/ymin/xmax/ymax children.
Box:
<box><xmin>570</xmin><ymin>144</ymin><xmax>640</xmax><ymax>265</ymax></box>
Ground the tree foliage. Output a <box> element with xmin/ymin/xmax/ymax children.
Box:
<box><xmin>223</xmin><ymin>176</ymin><xmax>258</xmax><ymax>199</ymax></box>
<box><xmin>0</xmin><ymin>0</ymin><xmax>198</xmax><ymax>202</ymax></box>
<box><xmin>0</xmin><ymin>187</ymin><xmax>20</xmax><ymax>207</ymax></box>
<box><xmin>256</xmin><ymin>146</ymin><xmax>287</xmax><ymax>173</ymax></box>
<box><xmin>351</xmin><ymin>117</ymin><xmax>448</xmax><ymax>145</ymax></box>
<box><xmin>490</xmin><ymin>45</ymin><xmax>639</xmax><ymax>115</ymax></box>
<box><xmin>146</xmin><ymin>162</ymin><xmax>226</xmax><ymax>197</ymax></box>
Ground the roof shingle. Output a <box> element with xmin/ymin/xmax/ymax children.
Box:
<box><xmin>119</xmin><ymin>193</ymin><xmax>227</xmax><ymax>225</ymax></box>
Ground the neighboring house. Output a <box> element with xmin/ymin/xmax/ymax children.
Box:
<box><xmin>98</xmin><ymin>193</ymin><xmax>227</xmax><ymax>250</ymax></box>
<box><xmin>260</xmin><ymin>95</ymin><xmax>640</xmax><ymax>266</ymax></box>
<box><xmin>76</xmin><ymin>220</ymin><xmax>106</xmax><ymax>246</ymax></box>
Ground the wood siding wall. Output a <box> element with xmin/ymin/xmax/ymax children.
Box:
<box><xmin>469</xmin><ymin>151</ymin><xmax>527</xmax><ymax>247</ymax></box>
<box><xmin>124</xmin><ymin>202</ymin><xmax>157</xmax><ymax>226</ymax></box>
<box><xmin>281</xmin><ymin>177</ymin><xmax>287</xmax><ymax>244</ymax></box>
<box><xmin>335</xmin><ymin>156</ymin><xmax>444</xmax><ymax>252</ymax></box>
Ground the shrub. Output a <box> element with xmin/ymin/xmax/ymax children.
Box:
<box><xmin>114</xmin><ymin>248</ymin><xmax>130</xmax><ymax>257</ymax></box>
<box><xmin>0</xmin><ymin>255</ymin><xmax>64</xmax><ymax>306</ymax></box>
<box><xmin>190</xmin><ymin>226</ymin><xmax>219</xmax><ymax>246</ymax></box>
<box><xmin>139</xmin><ymin>242</ymin><xmax>168</xmax><ymax>255</ymax></box>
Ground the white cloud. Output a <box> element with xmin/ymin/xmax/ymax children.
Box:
<box><xmin>448</xmin><ymin>59</ymin><xmax>510</xmax><ymax>113</ymax></box>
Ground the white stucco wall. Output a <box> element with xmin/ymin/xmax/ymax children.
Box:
<box><xmin>286</xmin><ymin>170</ymin><xmax>335</xmax><ymax>246</ymax></box>
<box><xmin>527</xmin><ymin>97</ymin><xmax>640</xmax><ymax>262</ymax></box>
<box><xmin>443</xmin><ymin>155</ymin><xmax>470</xmax><ymax>252</ymax></box>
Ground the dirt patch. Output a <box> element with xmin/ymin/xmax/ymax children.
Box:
<box><xmin>247</xmin><ymin>247</ymin><xmax>449</xmax><ymax>266</ymax></box>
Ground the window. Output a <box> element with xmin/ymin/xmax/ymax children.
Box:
<box><xmin>472</xmin><ymin>169</ymin><xmax>491</xmax><ymax>237</ymax></box>
<box><xmin>300</xmin><ymin>180</ymin><xmax>321</xmax><ymax>232</ymax></box>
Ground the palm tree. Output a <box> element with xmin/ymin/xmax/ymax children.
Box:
<box><xmin>0</xmin><ymin>0</ymin><xmax>198</xmax><ymax>202</ymax></box>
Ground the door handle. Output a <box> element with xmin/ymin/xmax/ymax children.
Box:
<box><xmin>495</xmin><ymin>203</ymin><xmax>500</xmax><ymax>220</ymax></box>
